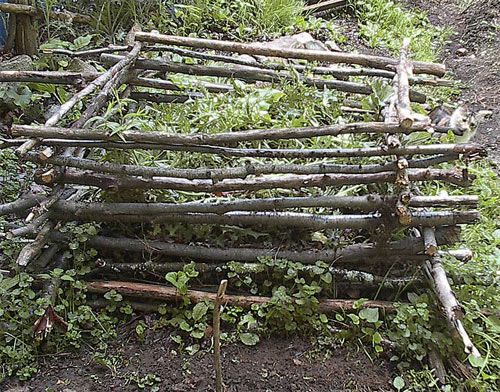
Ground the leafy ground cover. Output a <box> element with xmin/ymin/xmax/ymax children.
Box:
<box><xmin>0</xmin><ymin>0</ymin><xmax>499</xmax><ymax>391</ymax></box>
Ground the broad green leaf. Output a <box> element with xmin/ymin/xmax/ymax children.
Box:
<box><xmin>393</xmin><ymin>376</ymin><xmax>405</xmax><ymax>390</ymax></box>
<box><xmin>192</xmin><ymin>302</ymin><xmax>208</xmax><ymax>321</ymax></box>
<box><xmin>239</xmin><ymin>332</ymin><xmax>259</xmax><ymax>346</ymax></box>
<box><xmin>359</xmin><ymin>308</ymin><xmax>379</xmax><ymax>323</ymax></box>
<box><xmin>468</xmin><ymin>354</ymin><xmax>487</xmax><ymax>368</ymax></box>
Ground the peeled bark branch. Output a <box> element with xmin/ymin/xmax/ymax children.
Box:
<box><xmin>51</xmin><ymin>194</ymin><xmax>478</xmax><ymax>216</ymax></box>
<box><xmin>304</xmin><ymin>0</ymin><xmax>347</xmax><ymax>12</ymax></box>
<box><xmin>86</xmin><ymin>280</ymin><xmax>398</xmax><ymax>313</ymax></box>
<box><xmin>48</xmin><ymin>226</ymin><xmax>459</xmax><ymax>265</ymax></box>
<box><xmin>396</xmin><ymin>38</ymin><xmax>414</xmax><ymax>128</ymax></box>
<box><xmin>16</xmin><ymin>220</ymin><xmax>54</xmax><ymax>267</ymax></box>
<box><xmin>423</xmin><ymin>228</ymin><xmax>481</xmax><ymax>358</ymax></box>
<box><xmin>133</xmin><ymin>32</ymin><xmax>446</xmax><ymax>76</ymax></box>
<box><xmin>37</xmin><ymin>168</ymin><xmax>473</xmax><ymax>192</ymax></box>
<box><xmin>50</xmin><ymin>207</ymin><xmax>479</xmax><ymax>229</ymax></box>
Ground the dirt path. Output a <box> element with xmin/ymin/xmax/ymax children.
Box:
<box><xmin>407</xmin><ymin>0</ymin><xmax>500</xmax><ymax>164</ymax></box>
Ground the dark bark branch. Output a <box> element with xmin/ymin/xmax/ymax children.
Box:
<box><xmin>12</xmin><ymin>121</ymin><xmax>432</xmax><ymax>146</ymax></box>
<box><xmin>92</xmin><ymin>261</ymin><xmax>420</xmax><ymax>290</ymax></box>
<box><xmin>130</xmin><ymin>75</ymin><xmax>233</xmax><ymax>93</ymax></box>
<box><xmin>35</xmin><ymin>140</ymin><xmax>486</xmax><ymax>160</ymax></box>
<box><xmin>133</xmin><ymin>32</ymin><xmax>446</xmax><ymax>76</ymax></box>
<box><xmin>0</xmin><ymin>193</ymin><xmax>45</xmax><ymax>216</ymax></box>
<box><xmin>43</xmin><ymin>45</ymin><xmax>129</xmax><ymax>57</ymax></box>
<box><xmin>0</xmin><ymin>70</ymin><xmax>98</xmax><ymax>84</ymax></box>
<box><xmin>129</xmin><ymin>92</ymin><xmax>195</xmax><ymax>103</ymax></box>
<box><xmin>101</xmin><ymin>53</ymin><xmax>427</xmax><ymax>102</ymax></box>
<box><xmin>0</xmin><ymin>2</ymin><xmax>92</xmax><ymax>23</ymax></box>
<box><xmin>50</xmin><ymin>194</ymin><xmax>477</xmax><ymax>216</ymax></box>
<box><xmin>48</xmin><ymin>226</ymin><xmax>459</xmax><ymax>265</ymax></box>
<box><xmin>24</xmin><ymin>152</ymin><xmax>458</xmax><ymax>180</ymax></box>
<box><xmin>145</xmin><ymin>45</ymin><xmax>399</xmax><ymax>80</ymax></box>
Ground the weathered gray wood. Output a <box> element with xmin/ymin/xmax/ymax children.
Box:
<box><xmin>134</xmin><ymin>32</ymin><xmax>446</xmax><ymax>76</ymax></box>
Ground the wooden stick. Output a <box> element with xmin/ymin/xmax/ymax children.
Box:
<box><xmin>422</xmin><ymin>227</ymin><xmax>438</xmax><ymax>255</ymax></box>
<box><xmin>129</xmin><ymin>92</ymin><xmax>195</xmax><ymax>103</ymax></box>
<box><xmin>24</xmin><ymin>152</ymin><xmax>458</xmax><ymax>180</ymax></box>
<box><xmin>396</xmin><ymin>38</ymin><xmax>414</xmax><ymax>129</ymax></box>
<box><xmin>15</xmin><ymin>220</ymin><xmax>54</xmax><ymax>267</ymax></box>
<box><xmin>0</xmin><ymin>193</ymin><xmax>45</xmax><ymax>216</ymax></box>
<box><xmin>102</xmin><ymin>53</ymin><xmax>427</xmax><ymax>103</ymax></box>
<box><xmin>0</xmin><ymin>70</ymin><xmax>234</xmax><ymax>93</ymax></box>
<box><xmin>133</xmin><ymin>32</ymin><xmax>446</xmax><ymax>76</ymax></box>
<box><xmin>214</xmin><ymin>280</ymin><xmax>227</xmax><ymax>392</ymax></box>
<box><xmin>37</xmin><ymin>168</ymin><xmax>474</xmax><ymax>192</ymax></box>
<box><xmin>0</xmin><ymin>70</ymin><xmax>98</xmax><ymax>84</ymax></box>
<box><xmin>130</xmin><ymin>75</ymin><xmax>233</xmax><ymax>93</ymax></box>
<box><xmin>48</xmin><ymin>226</ymin><xmax>460</xmax><ymax>265</ymax></box>
<box><xmin>35</xmin><ymin>140</ymin><xmax>487</xmax><ymax>159</ymax></box>
<box><xmin>423</xmin><ymin>228</ymin><xmax>481</xmax><ymax>358</ymax></box>
<box><xmin>138</xmin><ymin>48</ymin><xmax>452</xmax><ymax>86</ymax></box>
<box><xmin>145</xmin><ymin>45</ymin><xmax>396</xmax><ymax>80</ymax></box>
<box><xmin>12</xmin><ymin>121</ymin><xmax>432</xmax><ymax>146</ymax></box>
<box><xmin>0</xmin><ymin>2</ymin><xmax>92</xmax><ymax>23</ymax></box>
<box><xmin>50</xmin><ymin>207</ymin><xmax>479</xmax><ymax>229</ymax></box>
<box><xmin>91</xmin><ymin>261</ymin><xmax>420</xmax><ymax>289</ymax></box>
<box><xmin>14</xmin><ymin>42</ymin><xmax>143</xmax><ymax>156</ymax></box>
<box><xmin>50</xmin><ymin>194</ymin><xmax>478</xmax><ymax>216</ymax></box>
<box><xmin>43</xmin><ymin>45</ymin><xmax>129</xmax><ymax>57</ymax></box>
<box><xmin>86</xmin><ymin>280</ymin><xmax>399</xmax><ymax>313</ymax></box>
<box><xmin>304</xmin><ymin>0</ymin><xmax>347</xmax><ymax>12</ymax></box>
<box><xmin>45</xmin><ymin>42</ymin><xmax>143</xmax><ymax>127</ymax></box>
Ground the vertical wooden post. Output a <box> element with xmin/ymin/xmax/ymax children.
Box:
<box><xmin>213</xmin><ymin>279</ymin><xmax>228</xmax><ymax>392</ymax></box>
<box><xmin>5</xmin><ymin>0</ymin><xmax>38</xmax><ymax>55</ymax></box>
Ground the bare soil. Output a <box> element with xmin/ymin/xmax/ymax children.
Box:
<box><xmin>406</xmin><ymin>0</ymin><xmax>500</xmax><ymax>164</ymax></box>
<box><xmin>3</xmin><ymin>322</ymin><xmax>395</xmax><ymax>392</ymax></box>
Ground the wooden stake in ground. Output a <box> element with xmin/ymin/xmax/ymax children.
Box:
<box><xmin>213</xmin><ymin>280</ymin><xmax>228</xmax><ymax>392</ymax></box>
